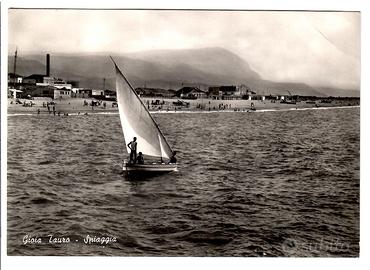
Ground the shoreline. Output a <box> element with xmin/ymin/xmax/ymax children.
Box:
<box><xmin>8</xmin><ymin>105</ymin><xmax>360</xmax><ymax>117</ymax></box>
<box><xmin>7</xmin><ymin>97</ymin><xmax>360</xmax><ymax>115</ymax></box>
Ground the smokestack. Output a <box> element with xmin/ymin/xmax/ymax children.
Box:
<box><xmin>46</xmin><ymin>54</ymin><xmax>50</xmax><ymax>77</ymax></box>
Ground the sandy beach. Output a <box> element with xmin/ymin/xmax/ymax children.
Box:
<box><xmin>7</xmin><ymin>96</ymin><xmax>360</xmax><ymax>115</ymax></box>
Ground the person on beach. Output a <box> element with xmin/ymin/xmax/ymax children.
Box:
<box><xmin>37</xmin><ymin>109</ymin><xmax>40</xmax><ymax>115</ymax></box>
<box><xmin>169</xmin><ymin>151</ymin><xmax>177</xmax><ymax>164</ymax></box>
<box><xmin>127</xmin><ymin>137</ymin><xmax>137</xmax><ymax>164</ymax></box>
<box><xmin>136</xmin><ymin>152</ymin><xmax>144</xmax><ymax>165</ymax></box>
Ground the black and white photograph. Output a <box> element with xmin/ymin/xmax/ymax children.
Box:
<box><xmin>2</xmin><ymin>1</ymin><xmax>365</xmax><ymax>265</ymax></box>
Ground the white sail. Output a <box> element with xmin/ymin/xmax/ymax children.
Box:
<box><xmin>158</xmin><ymin>134</ymin><xmax>166</xmax><ymax>159</ymax></box>
<box><xmin>113</xmin><ymin>60</ymin><xmax>173</xmax><ymax>159</ymax></box>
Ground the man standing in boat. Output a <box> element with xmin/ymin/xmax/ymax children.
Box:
<box><xmin>127</xmin><ymin>137</ymin><xmax>137</xmax><ymax>164</ymax></box>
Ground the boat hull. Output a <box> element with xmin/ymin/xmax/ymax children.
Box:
<box><xmin>123</xmin><ymin>162</ymin><xmax>178</xmax><ymax>174</ymax></box>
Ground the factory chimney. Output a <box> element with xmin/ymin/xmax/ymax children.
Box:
<box><xmin>46</xmin><ymin>54</ymin><xmax>50</xmax><ymax>77</ymax></box>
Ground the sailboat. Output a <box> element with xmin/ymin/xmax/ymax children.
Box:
<box><xmin>111</xmin><ymin>57</ymin><xmax>178</xmax><ymax>174</ymax></box>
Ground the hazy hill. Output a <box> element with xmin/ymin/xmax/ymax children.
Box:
<box><xmin>316</xmin><ymin>86</ymin><xmax>360</xmax><ymax>98</ymax></box>
<box><xmin>8</xmin><ymin>48</ymin><xmax>359</xmax><ymax>97</ymax></box>
<box><xmin>8</xmin><ymin>57</ymin><xmax>46</xmax><ymax>76</ymax></box>
<box><xmin>127</xmin><ymin>47</ymin><xmax>261</xmax><ymax>82</ymax></box>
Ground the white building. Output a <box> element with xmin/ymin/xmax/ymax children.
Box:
<box><xmin>92</xmin><ymin>89</ymin><xmax>104</xmax><ymax>96</ymax></box>
<box><xmin>36</xmin><ymin>76</ymin><xmax>72</xmax><ymax>90</ymax></box>
<box><xmin>54</xmin><ymin>89</ymin><xmax>71</xmax><ymax>99</ymax></box>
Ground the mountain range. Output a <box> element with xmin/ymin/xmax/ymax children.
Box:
<box><xmin>8</xmin><ymin>47</ymin><xmax>360</xmax><ymax>97</ymax></box>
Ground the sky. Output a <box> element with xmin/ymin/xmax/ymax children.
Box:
<box><xmin>8</xmin><ymin>9</ymin><xmax>360</xmax><ymax>90</ymax></box>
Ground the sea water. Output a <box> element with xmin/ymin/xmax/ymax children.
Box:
<box><xmin>7</xmin><ymin>107</ymin><xmax>360</xmax><ymax>256</ymax></box>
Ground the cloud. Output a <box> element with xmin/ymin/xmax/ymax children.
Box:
<box><xmin>8</xmin><ymin>9</ymin><xmax>360</xmax><ymax>89</ymax></box>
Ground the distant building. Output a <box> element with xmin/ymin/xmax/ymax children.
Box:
<box><xmin>208</xmin><ymin>85</ymin><xmax>258</xmax><ymax>100</ymax></box>
<box><xmin>241</xmin><ymin>88</ymin><xmax>257</xmax><ymax>100</ymax></box>
<box><xmin>136</xmin><ymin>87</ymin><xmax>176</xmax><ymax>98</ymax></box>
<box><xmin>11</xmin><ymin>53</ymin><xmax>77</xmax><ymax>99</ymax></box>
<box><xmin>208</xmin><ymin>87</ymin><xmax>222</xmax><ymax>99</ymax></box>
<box><xmin>104</xmin><ymin>89</ymin><xmax>116</xmax><ymax>97</ymax></box>
<box><xmin>8</xmin><ymin>73</ymin><xmax>23</xmax><ymax>84</ymax></box>
<box><xmin>18</xmin><ymin>86</ymin><xmax>71</xmax><ymax>99</ymax></box>
<box><xmin>267</xmin><ymin>95</ymin><xmax>284</xmax><ymax>100</ymax></box>
<box><xmin>72</xmin><ymin>88</ymin><xmax>92</xmax><ymax>98</ymax></box>
<box><xmin>43</xmin><ymin>77</ymin><xmax>55</xmax><ymax>85</ymax></box>
<box><xmin>53</xmin><ymin>78</ymin><xmax>72</xmax><ymax>90</ymax></box>
<box><xmin>220</xmin><ymin>86</ymin><xmax>237</xmax><ymax>98</ymax></box>
<box><xmin>176</xmin><ymin>87</ymin><xmax>207</xmax><ymax>99</ymax></box>
<box><xmin>252</xmin><ymin>95</ymin><xmax>265</xmax><ymax>101</ymax></box>
<box><xmin>92</xmin><ymin>89</ymin><xmax>105</xmax><ymax>97</ymax></box>
<box><xmin>36</xmin><ymin>77</ymin><xmax>72</xmax><ymax>90</ymax></box>
<box><xmin>23</xmin><ymin>74</ymin><xmax>45</xmax><ymax>84</ymax></box>
<box><xmin>208</xmin><ymin>86</ymin><xmax>240</xmax><ymax>100</ymax></box>
<box><xmin>18</xmin><ymin>86</ymin><xmax>55</xmax><ymax>98</ymax></box>
<box><xmin>237</xmin><ymin>84</ymin><xmax>250</xmax><ymax>96</ymax></box>
<box><xmin>54</xmin><ymin>89</ymin><xmax>71</xmax><ymax>99</ymax></box>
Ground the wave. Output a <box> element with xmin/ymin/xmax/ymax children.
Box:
<box><xmin>30</xmin><ymin>197</ymin><xmax>54</xmax><ymax>205</ymax></box>
<box><xmin>7</xmin><ymin>113</ymin><xmax>34</xmax><ymax>116</ymax></box>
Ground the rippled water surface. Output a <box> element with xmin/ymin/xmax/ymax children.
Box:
<box><xmin>7</xmin><ymin>108</ymin><xmax>360</xmax><ymax>256</ymax></box>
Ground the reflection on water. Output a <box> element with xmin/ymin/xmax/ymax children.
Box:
<box><xmin>7</xmin><ymin>108</ymin><xmax>359</xmax><ymax>256</ymax></box>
